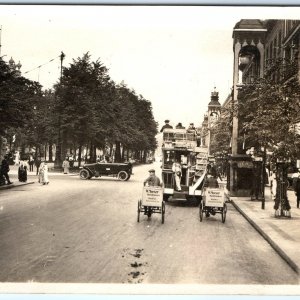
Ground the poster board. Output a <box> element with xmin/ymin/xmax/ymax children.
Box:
<box><xmin>204</xmin><ymin>188</ymin><xmax>225</xmax><ymax>207</ymax></box>
<box><xmin>142</xmin><ymin>186</ymin><xmax>163</xmax><ymax>207</ymax></box>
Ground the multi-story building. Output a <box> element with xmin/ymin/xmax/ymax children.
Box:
<box><xmin>229</xmin><ymin>19</ymin><xmax>300</xmax><ymax>196</ymax></box>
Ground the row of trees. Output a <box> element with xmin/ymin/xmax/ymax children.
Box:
<box><xmin>0</xmin><ymin>53</ymin><xmax>158</xmax><ymax>166</ymax></box>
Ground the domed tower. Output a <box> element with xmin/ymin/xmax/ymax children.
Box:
<box><xmin>200</xmin><ymin>113</ymin><xmax>209</xmax><ymax>147</ymax></box>
<box><xmin>207</xmin><ymin>87</ymin><xmax>221</xmax><ymax>154</ymax></box>
<box><xmin>208</xmin><ymin>87</ymin><xmax>221</xmax><ymax>127</ymax></box>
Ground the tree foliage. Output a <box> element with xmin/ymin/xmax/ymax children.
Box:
<box><xmin>238</xmin><ymin>75</ymin><xmax>300</xmax><ymax>160</ymax></box>
<box><xmin>0</xmin><ymin>58</ymin><xmax>42</xmax><ymax>136</ymax></box>
<box><xmin>52</xmin><ymin>53</ymin><xmax>158</xmax><ymax>162</ymax></box>
<box><xmin>1</xmin><ymin>53</ymin><xmax>158</xmax><ymax>163</ymax></box>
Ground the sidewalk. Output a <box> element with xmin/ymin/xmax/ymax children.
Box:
<box><xmin>0</xmin><ymin>165</ymin><xmax>79</xmax><ymax>191</ymax></box>
<box><xmin>6</xmin><ymin>164</ymin><xmax>79</xmax><ymax>176</ymax></box>
<box><xmin>229</xmin><ymin>183</ymin><xmax>300</xmax><ymax>276</ymax></box>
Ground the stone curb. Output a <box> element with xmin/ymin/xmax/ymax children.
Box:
<box><xmin>0</xmin><ymin>181</ymin><xmax>35</xmax><ymax>191</ymax></box>
<box><xmin>231</xmin><ymin>200</ymin><xmax>299</xmax><ymax>275</ymax></box>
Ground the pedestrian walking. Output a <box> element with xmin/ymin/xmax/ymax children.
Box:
<box><xmin>0</xmin><ymin>155</ymin><xmax>12</xmax><ymax>185</ymax></box>
<box><xmin>172</xmin><ymin>159</ymin><xmax>182</xmax><ymax>191</ymax></box>
<box><xmin>39</xmin><ymin>160</ymin><xmax>49</xmax><ymax>185</ymax></box>
<box><xmin>62</xmin><ymin>158</ymin><xmax>70</xmax><ymax>174</ymax></box>
<box><xmin>28</xmin><ymin>154</ymin><xmax>34</xmax><ymax>172</ymax></box>
<box><xmin>292</xmin><ymin>169</ymin><xmax>300</xmax><ymax>208</ymax></box>
<box><xmin>35</xmin><ymin>157</ymin><xmax>41</xmax><ymax>176</ymax></box>
<box><xmin>18</xmin><ymin>160</ymin><xmax>28</xmax><ymax>182</ymax></box>
<box><xmin>68</xmin><ymin>155</ymin><xmax>74</xmax><ymax>168</ymax></box>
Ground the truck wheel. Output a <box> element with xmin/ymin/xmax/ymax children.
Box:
<box><xmin>118</xmin><ymin>170</ymin><xmax>128</xmax><ymax>181</ymax></box>
<box><xmin>80</xmin><ymin>169</ymin><xmax>90</xmax><ymax>180</ymax></box>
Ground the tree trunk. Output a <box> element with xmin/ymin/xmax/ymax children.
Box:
<box><xmin>49</xmin><ymin>144</ymin><xmax>53</xmax><ymax>162</ymax></box>
<box><xmin>115</xmin><ymin>141</ymin><xmax>121</xmax><ymax>163</ymax></box>
<box><xmin>88</xmin><ymin>141</ymin><xmax>93</xmax><ymax>163</ymax></box>
<box><xmin>44</xmin><ymin>144</ymin><xmax>47</xmax><ymax>161</ymax></box>
<box><xmin>93</xmin><ymin>144</ymin><xmax>97</xmax><ymax>162</ymax></box>
<box><xmin>78</xmin><ymin>145</ymin><xmax>82</xmax><ymax>167</ymax></box>
<box><xmin>122</xmin><ymin>147</ymin><xmax>126</xmax><ymax>161</ymax></box>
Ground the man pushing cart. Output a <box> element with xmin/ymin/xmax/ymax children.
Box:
<box><xmin>137</xmin><ymin>169</ymin><xmax>165</xmax><ymax>224</ymax></box>
<box><xmin>199</xmin><ymin>174</ymin><xmax>227</xmax><ymax>223</ymax></box>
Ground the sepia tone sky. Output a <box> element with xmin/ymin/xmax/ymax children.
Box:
<box><xmin>1</xmin><ymin>5</ymin><xmax>300</xmax><ymax>129</ymax></box>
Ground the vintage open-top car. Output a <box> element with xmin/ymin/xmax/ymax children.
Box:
<box><xmin>79</xmin><ymin>162</ymin><xmax>133</xmax><ymax>181</ymax></box>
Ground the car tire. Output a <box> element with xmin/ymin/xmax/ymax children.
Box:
<box><xmin>80</xmin><ymin>169</ymin><xmax>90</xmax><ymax>180</ymax></box>
<box><xmin>118</xmin><ymin>170</ymin><xmax>129</xmax><ymax>181</ymax></box>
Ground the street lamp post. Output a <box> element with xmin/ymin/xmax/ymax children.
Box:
<box><xmin>54</xmin><ymin>51</ymin><xmax>65</xmax><ymax>168</ymax></box>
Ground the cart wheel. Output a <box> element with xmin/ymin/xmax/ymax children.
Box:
<box><xmin>221</xmin><ymin>203</ymin><xmax>227</xmax><ymax>223</ymax></box>
<box><xmin>137</xmin><ymin>200</ymin><xmax>141</xmax><ymax>222</ymax></box>
<box><xmin>199</xmin><ymin>201</ymin><xmax>203</xmax><ymax>222</ymax></box>
<box><xmin>161</xmin><ymin>201</ymin><xmax>165</xmax><ymax>224</ymax></box>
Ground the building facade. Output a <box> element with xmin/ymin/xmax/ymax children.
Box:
<box><xmin>229</xmin><ymin>19</ymin><xmax>300</xmax><ymax>196</ymax></box>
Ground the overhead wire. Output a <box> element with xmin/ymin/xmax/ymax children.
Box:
<box><xmin>24</xmin><ymin>55</ymin><xmax>61</xmax><ymax>75</ymax></box>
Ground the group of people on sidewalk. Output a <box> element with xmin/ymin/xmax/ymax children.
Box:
<box><xmin>0</xmin><ymin>154</ymin><xmax>50</xmax><ymax>186</ymax></box>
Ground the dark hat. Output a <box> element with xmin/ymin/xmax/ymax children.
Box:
<box><xmin>164</xmin><ymin>120</ymin><xmax>170</xmax><ymax>123</ymax></box>
<box><xmin>148</xmin><ymin>169</ymin><xmax>155</xmax><ymax>172</ymax></box>
<box><xmin>190</xmin><ymin>123</ymin><xmax>194</xmax><ymax>125</ymax></box>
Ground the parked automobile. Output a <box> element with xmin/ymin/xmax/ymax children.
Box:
<box><xmin>79</xmin><ymin>162</ymin><xmax>133</xmax><ymax>181</ymax></box>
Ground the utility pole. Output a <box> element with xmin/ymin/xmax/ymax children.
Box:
<box><xmin>60</xmin><ymin>51</ymin><xmax>65</xmax><ymax>81</ymax></box>
<box><xmin>54</xmin><ymin>51</ymin><xmax>65</xmax><ymax>168</ymax></box>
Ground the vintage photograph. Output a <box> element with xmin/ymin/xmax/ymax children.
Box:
<box><xmin>0</xmin><ymin>4</ymin><xmax>300</xmax><ymax>295</ymax></box>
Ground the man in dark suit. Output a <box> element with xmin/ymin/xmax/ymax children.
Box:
<box><xmin>1</xmin><ymin>155</ymin><xmax>12</xmax><ymax>185</ymax></box>
<box><xmin>160</xmin><ymin>120</ymin><xmax>173</xmax><ymax>132</ymax></box>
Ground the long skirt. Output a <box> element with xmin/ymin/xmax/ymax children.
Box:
<box><xmin>39</xmin><ymin>170</ymin><xmax>49</xmax><ymax>184</ymax></box>
<box><xmin>18</xmin><ymin>168</ymin><xmax>27</xmax><ymax>182</ymax></box>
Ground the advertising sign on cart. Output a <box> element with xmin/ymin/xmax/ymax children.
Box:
<box><xmin>142</xmin><ymin>186</ymin><xmax>163</xmax><ymax>207</ymax></box>
<box><xmin>205</xmin><ymin>188</ymin><xmax>224</xmax><ymax>207</ymax></box>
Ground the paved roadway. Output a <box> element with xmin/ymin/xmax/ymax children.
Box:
<box><xmin>0</xmin><ymin>163</ymin><xmax>298</xmax><ymax>284</ymax></box>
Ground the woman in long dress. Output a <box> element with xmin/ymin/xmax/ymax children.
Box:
<box><xmin>18</xmin><ymin>160</ymin><xmax>28</xmax><ymax>182</ymax></box>
<box><xmin>39</xmin><ymin>161</ymin><xmax>49</xmax><ymax>185</ymax></box>
<box><xmin>62</xmin><ymin>158</ymin><xmax>70</xmax><ymax>174</ymax></box>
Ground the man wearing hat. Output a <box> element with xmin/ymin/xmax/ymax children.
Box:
<box><xmin>144</xmin><ymin>169</ymin><xmax>161</xmax><ymax>187</ymax></box>
<box><xmin>160</xmin><ymin>120</ymin><xmax>173</xmax><ymax>132</ymax></box>
<box><xmin>175</xmin><ymin>122</ymin><xmax>185</xmax><ymax>129</ymax></box>
<box><xmin>187</xmin><ymin>122</ymin><xmax>196</xmax><ymax>131</ymax></box>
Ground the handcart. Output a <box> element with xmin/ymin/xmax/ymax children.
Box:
<box><xmin>137</xmin><ymin>186</ymin><xmax>165</xmax><ymax>224</ymax></box>
<box><xmin>199</xmin><ymin>187</ymin><xmax>227</xmax><ymax>223</ymax></box>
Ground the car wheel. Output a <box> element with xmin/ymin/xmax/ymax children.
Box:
<box><xmin>125</xmin><ymin>174</ymin><xmax>131</xmax><ymax>181</ymax></box>
<box><xmin>118</xmin><ymin>170</ymin><xmax>128</xmax><ymax>181</ymax></box>
<box><xmin>79</xmin><ymin>169</ymin><xmax>90</xmax><ymax>180</ymax></box>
